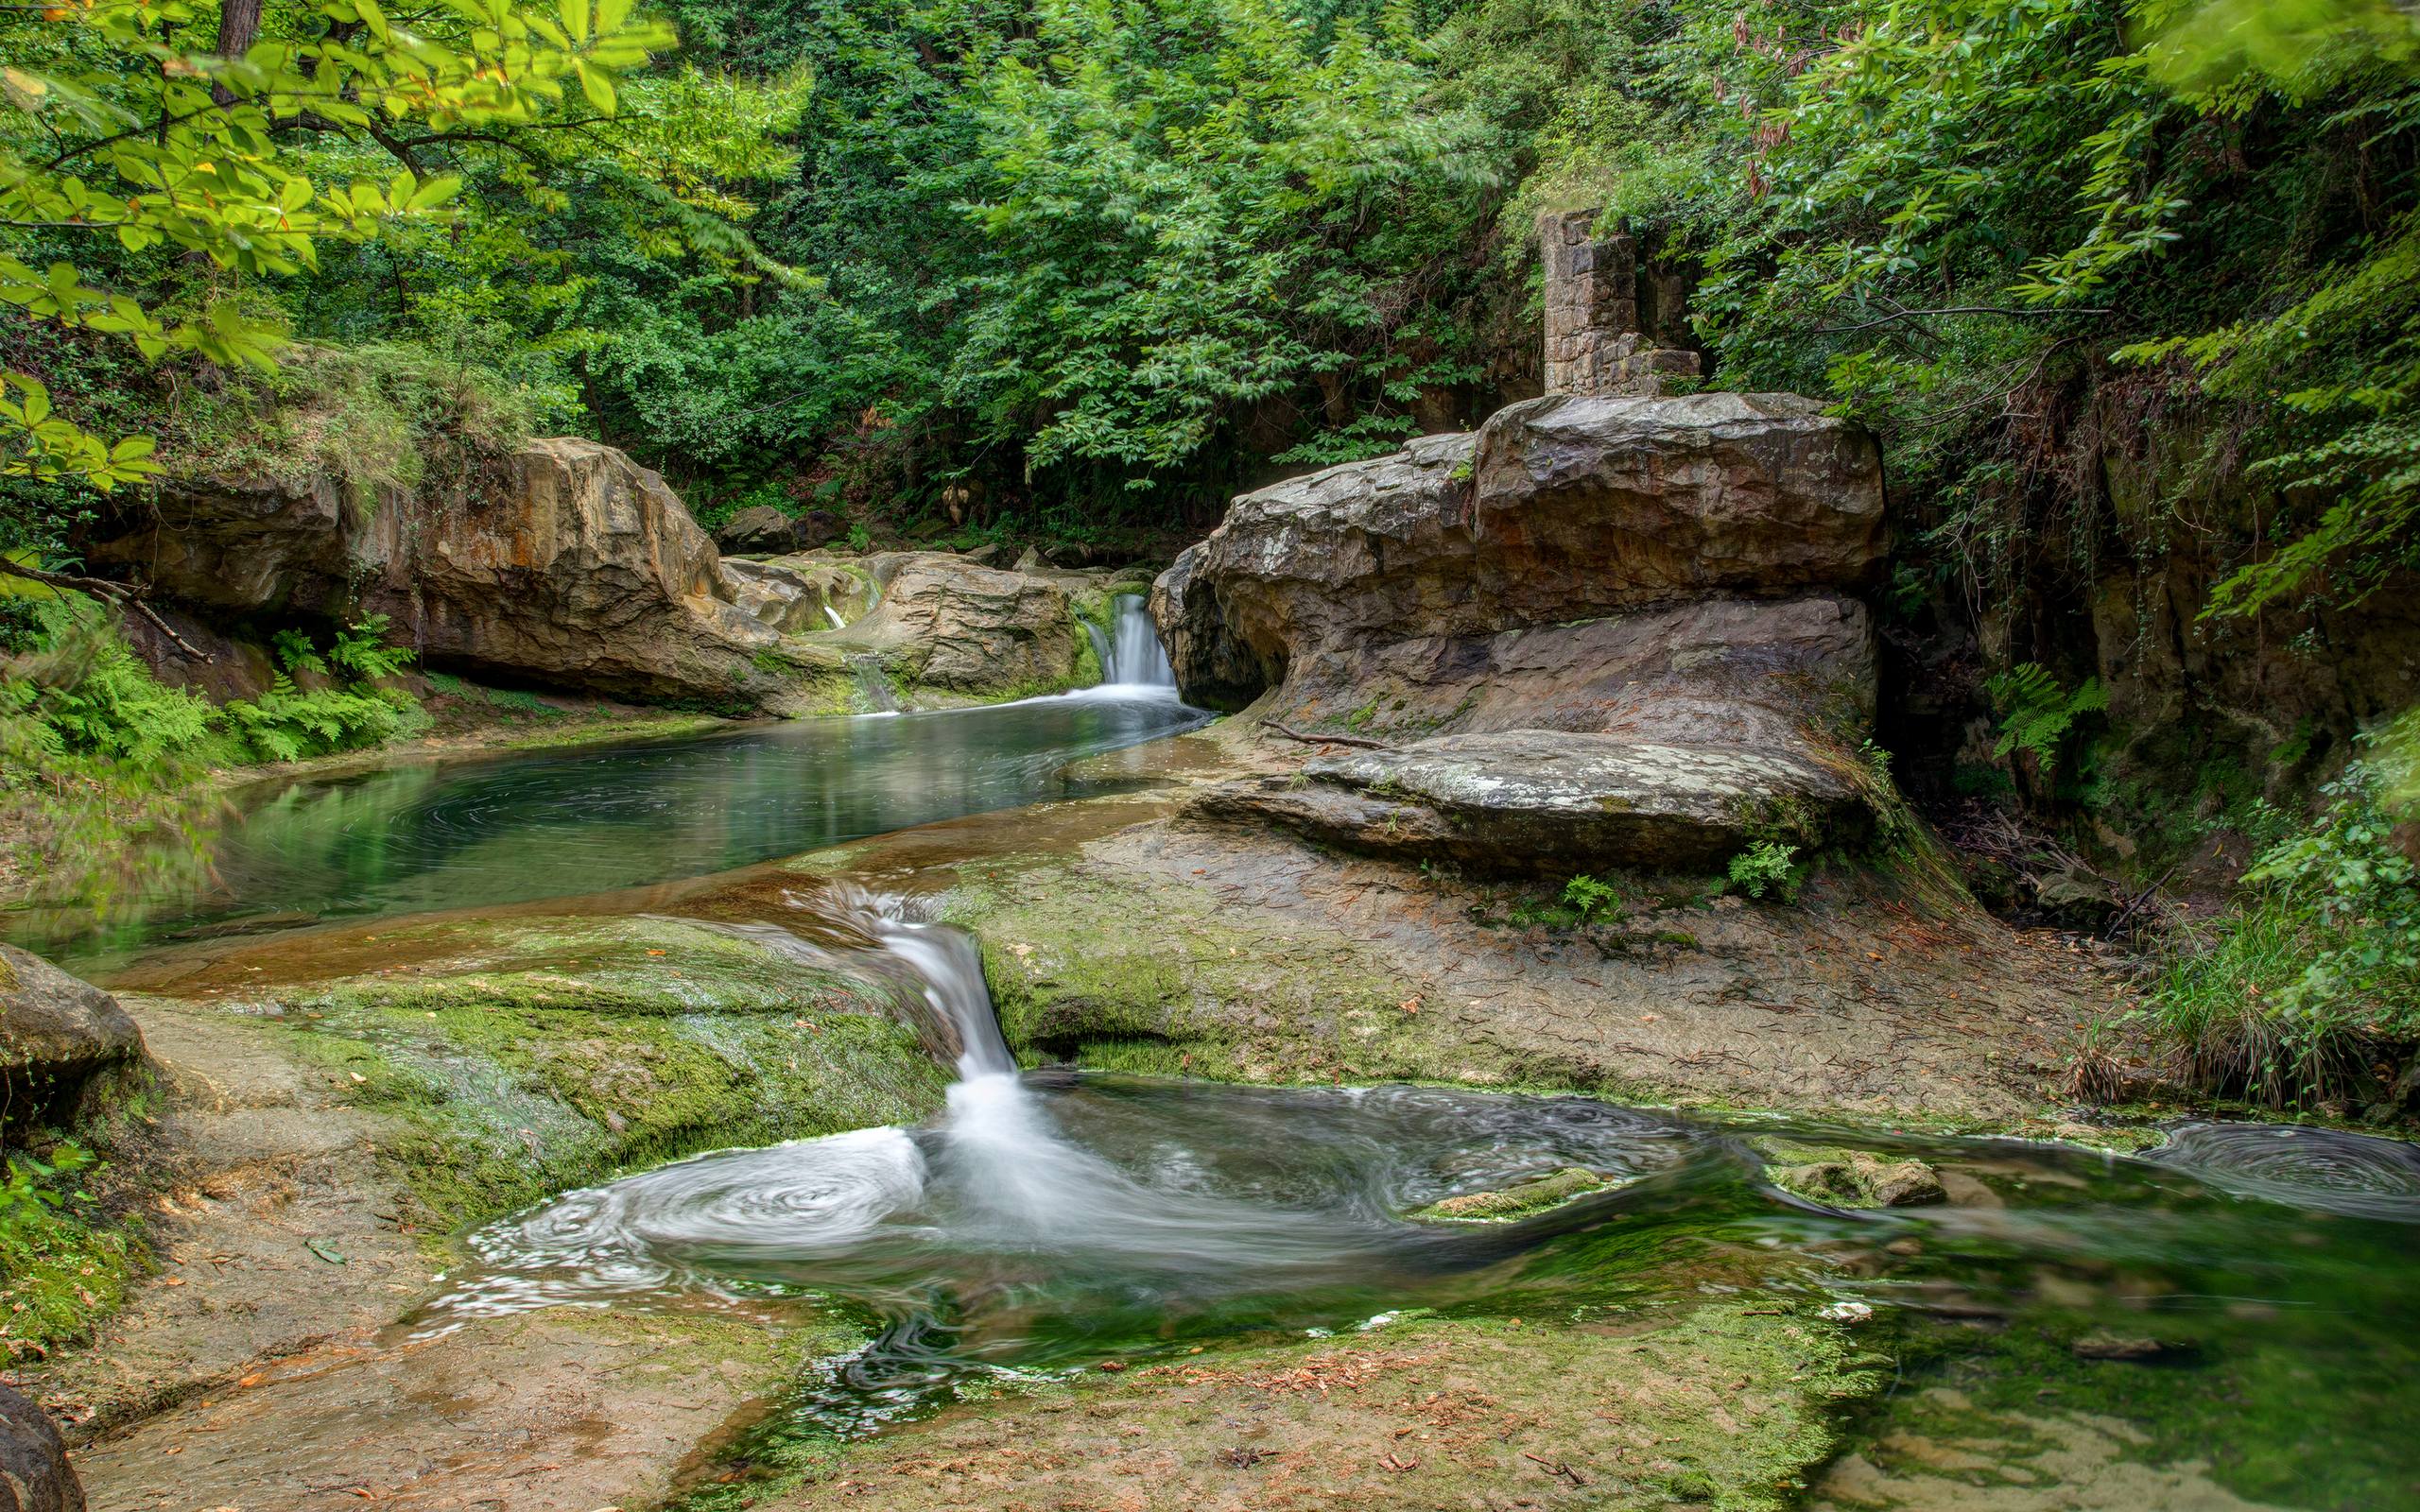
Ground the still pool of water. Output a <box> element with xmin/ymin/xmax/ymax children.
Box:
<box><xmin>9</xmin><ymin>689</ymin><xmax>1209</xmax><ymax>971</ymax></box>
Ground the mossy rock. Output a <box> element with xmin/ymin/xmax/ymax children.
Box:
<box><xmin>1406</xmin><ymin>1165</ymin><xmax>1610</xmax><ymax>1222</ymax></box>
<box><xmin>242</xmin><ymin>914</ymin><xmax>954</xmax><ymax>1234</ymax></box>
<box><xmin>1758</xmin><ymin>1140</ymin><xmax>1945</xmax><ymax>1209</ymax></box>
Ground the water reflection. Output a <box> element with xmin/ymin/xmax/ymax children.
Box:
<box><xmin>11</xmin><ymin>691</ymin><xmax>1208</xmax><ymax>970</ymax></box>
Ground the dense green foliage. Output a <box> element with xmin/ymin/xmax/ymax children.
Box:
<box><xmin>2142</xmin><ymin>728</ymin><xmax>2420</xmax><ymax>1106</ymax></box>
<box><xmin>0</xmin><ymin>593</ymin><xmax>424</xmax><ymax>911</ymax></box>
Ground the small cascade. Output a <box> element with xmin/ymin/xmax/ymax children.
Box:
<box><xmin>1102</xmin><ymin>593</ymin><xmax>1176</xmax><ymax>691</ymax></box>
<box><xmin>1082</xmin><ymin>619</ymin><xmax>1113</xmax><ymax>682</ymax></box>
<box><xmin>846</xmin><ymin>652</ymin><xmax>899</xmax><ymax>713</ymax></box>
<box><xmin>824</xmin><ymin>603</ymin><xmax>848</xmax><ymax>630</ymax></box>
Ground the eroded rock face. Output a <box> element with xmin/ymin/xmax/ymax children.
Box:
<box><xmin>0</xmin><ymin>945</ymin><xmax>142</xmax><ymax>1138</ymax></box>
<box><xmin>1165</xmin><ymin>396</ymin><xmax>1883</xmax><ymax>700</ymax></box>
<box><xmin>1160</xmin><ymin>394</ymin><xmax>1889</xmax><ymax>875</ymax></box>
<box><xmin>0</xmin><ymin>1384</ymin><xmax>82</xmax><ymax>1512</ymax></box>
<box><xmin>1148</xmin><ymin>545</ymin><xmax>1265</xmax><ymax>713</ymax></box>
<box><xmin>821</xmin><ymin>554</ymin><xmax>1083</xmax><ymax>697</ymax></box>
<box><xmin>86</xmin><ymin>440</ymin><xmax>801</xmax><ymax>707</ymax></box>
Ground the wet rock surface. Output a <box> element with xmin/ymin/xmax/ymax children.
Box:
<box><xmin>0</xmin><ymin>1384</ymin><xmax>80</xmax><ymax>1512</ymax></box>
<box><xmin>0</xmin><ymin>947</ymin><xmax>142</xmax><ymax>1137</ymax></box>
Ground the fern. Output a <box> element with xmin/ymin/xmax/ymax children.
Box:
<box><xmin>329</xmin><ymin>613</ymin><xmax>415</xmax><ymax>680</ymax></box>
<box><xmin>1986</xmin><ymin>663</ymin><xmax>2108</xmax><ymax>778</ymax></box>
<box><xmin>271</xmin><ymin>627</ymin><xmax>329</xmax><ymax>676</ymax></box>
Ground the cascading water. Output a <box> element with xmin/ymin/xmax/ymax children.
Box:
<box><xmin>414</xmin><ymin>886</ymin><xmax>2420</xmax><ymax>1493</ymax></box>
<box><xmin>1101</xmin><ymin>593</ymin><xmax>1176</xmax><ymax>691</ymax></box>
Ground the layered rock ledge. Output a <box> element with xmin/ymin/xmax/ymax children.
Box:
<box><xmin>1157</xmin><ymin>393</ymin><xmax>1890</xmax><ymax>873</ymax></box>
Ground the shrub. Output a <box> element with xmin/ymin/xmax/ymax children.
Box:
<box><xmin>2147</xmin><ymin>742</ymin><xmax>2420</xmax><ymax>1108</ymax></box>
<box><xmin>1727</xmin><ymin>841</ymin><xmax>1804</xmax><ymax>902</ymax></box>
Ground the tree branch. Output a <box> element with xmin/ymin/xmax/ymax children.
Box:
<box><xmin>1258</xmin><ymin>718</ymin><xmax>1389</xmax><ymax>750</ymax></box>
<box><xmin>0</xmin><ymin>558</ymin><xmax>213</xmax><ymax>662</ymax></box>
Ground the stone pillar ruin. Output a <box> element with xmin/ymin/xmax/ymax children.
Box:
<box><xmin>1538</xmin><ymin>210</ymin><xmax>1703</xmax><ymax>398</ymax></box>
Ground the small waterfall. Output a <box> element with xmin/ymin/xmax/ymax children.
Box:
<box><xmin>824</xmin><ymin>603</ymin><xmax>847</xmax><ymax>630</ymax></box>
<box><xmin>1102</xmin><ymin>593</ymin><xmax>1176</xmax><ymax>691</ymax></box>
<box><xmin>846</xmin><ymin>653</ymin><xmax>899</xmax><ymax>713</ymax></box>
<box><xmin>1083</xmin><ymin>619</ymin><xmax>1112</xmax><ymax>682</ymax></box>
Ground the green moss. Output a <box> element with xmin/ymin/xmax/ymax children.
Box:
<box><xmin>1407</xmin><ymin>1165</ymin><xmax>1609</xmax><ymax>1222</ymax></box>
<box><xmin>256</xmin><ymin>914</ymin><xmax>953</xmax><ymax>1233</ymax></box>
<box><xmin>0</xmin><ymin>1148</ymin><xmax>145</xmax><ymax>1355</ymax></box>
<box><xmin>948</xmin><ymin>859</ymin><xmax>1647</xmax><ymax>1096</ymax></box>
<box><xmin>692</xmin><ymin>1302</ymin><xmax>1878</xmax><ymax>1512</ymax></box>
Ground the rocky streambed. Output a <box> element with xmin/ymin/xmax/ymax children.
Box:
<box><xmin>8</xmin><ymin>389</ymin><xmax>2418</xmax><ymax>1512</ymax></box>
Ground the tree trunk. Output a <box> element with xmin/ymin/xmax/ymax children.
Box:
<box><xmin>212</xmin><ymin>0</ymin><xmax>262</xmax><ymax>105</ymax></box>
<box><xmin>218</xmin><ymin>0</ymin><xmax>262</xmax><ymax>58</ymax></box>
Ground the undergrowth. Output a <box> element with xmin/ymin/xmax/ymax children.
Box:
<box><xmin>0</xmin><ymin>1141</ymin><xmax>141</xmax><ymax>1358</ymax></box>
<box><xmin>2137</xmin><ymin>727</ymin><xmax>2420</xmax><ymax>1110</ymax></box>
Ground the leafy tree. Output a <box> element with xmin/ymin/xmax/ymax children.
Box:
<box><xmin>0</xmin><ymin>0</ymin><xmax>674</xmax><ymax>591</ymax></box>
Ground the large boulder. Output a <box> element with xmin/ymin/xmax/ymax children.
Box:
<box><xmin>1201</xmin><ymin>595</ymin><xmax>1876</xmax><ymax>871</ymax></box>
<box><xmin>0</xmin><ymin>1384</ymin><xmax>81</xmax><ymax>1512</ymax></box>
<box><xmin>718</xmin><ymin>557</ymin><xmax>875</xmax><ymax>636</ymax></box>
<box><xmin>1161</xmin><ymin>393</ymin><xmax>1890</xmax><ymax>877</ymax></box>
<box><xmin>1162</xmin><ymin>395</ymin><xmax>1883</xmax><ymax>702</ymax></box>
<box><xmin>1202</xmin><ymin>730</ymin><xmax>1865</xmax><ymax>871</ymax></box>
<box><xmin>819</xmin><ymin>554</ymin><xmax>1084</xmax><ymax>698</ymax></box>
<box><xmin>1148</xmin><ymin>545</ymin><xmax>1265</xmax><ymax>713</ymax></box>
<box><xmin>83</xmin><ymin>440</ymin><xmax>804</xmax><ymax>708</ymax></box>
<box><xmin>0</xmin><ymin>945</ymin><xmax>142</xmax><ymax>1139</ymax></box>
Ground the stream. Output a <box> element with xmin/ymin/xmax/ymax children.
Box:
<box><xmin>32</xmin><ymin>598</ymin><xmax>2420</xmax><ymax>1509</ymax></box>
<box><xmin>404</xmin><ymin>886</ymin><xmax>2420</xmax><ymax>1509</ymax></box>
<box><xmin>11</xmin><ymin>597</ymin><xmax>1208</xmax><ymax>972</ymax></box>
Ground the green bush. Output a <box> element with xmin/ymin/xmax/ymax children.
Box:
<box><xmin>1727</xmin><ymin>841</ymin><xmax>1805</xmax><ymax>902</ymax></box>
<box><xmin>2147</xmin><ymin>744</ymin><xmax>2420</xmax><ymax>1107</ymax></box>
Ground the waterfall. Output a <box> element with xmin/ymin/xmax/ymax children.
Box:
<box><xmin>824</xmin><ymin>603</ymin><xmax>847</xmax><ymax>630</ymax></box>
<box><xmin>1102</xmin><ymin>593</ymin><xmax>1176</xmax><ymax>691</ymax></box>
<box><xmin>846</xmin><ymin>652</ymin><xmax>899</xmax><ymax>713</ymax></box>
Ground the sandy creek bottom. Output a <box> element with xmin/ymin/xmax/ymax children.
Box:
<box><xmin>393</xmin><ymin>902</ymin><xmax>2420</xmax><ymax>1512</ymax></box>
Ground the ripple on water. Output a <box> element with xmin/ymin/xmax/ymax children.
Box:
<box><xmin>2146</xmin><ymin>1121</ymin><xmax>2420</xmax><ymax>1221</ymax></box>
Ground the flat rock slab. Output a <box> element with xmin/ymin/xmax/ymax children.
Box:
<box><xmin>1206</xmin><ymin>730</ymin><xmax>1864</xmax><ymax>871</ymax></box>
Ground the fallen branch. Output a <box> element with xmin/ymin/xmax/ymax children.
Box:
<box><xmin>1258</xmin><ymin>718</ymin><xmax>1390</xmax><ymax>751</ymax></box>
<box><xmin>0</xmin><ymin>557</ymin><xmax>212</xmax><ymax>662</ymax></box>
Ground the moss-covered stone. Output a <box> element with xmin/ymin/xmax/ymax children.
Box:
<box><xmin>239</xmin><ymin>914</ymin><xmax>953</xmax><ymax>1233</ymax></box>
<box><xmin>1406</xmin><ymin>1164</ymin><xmax>1611</xmax><ymax>1222</ymax></box>
<box><xmin>947</xmin><ymin>858</ymin><xmax>1616</xmax><ymax>1093</ymax></box>
<box><xmin>722</xmin><ymin>1302</ymin><xmax>1881</xmax><ymax>1512</ymax></box>
<box><xmin>1758</xmin><ymin>1140</ymin><xmax>1946</xmax><ymax>1209</ymax></box>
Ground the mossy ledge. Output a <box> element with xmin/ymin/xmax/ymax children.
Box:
<box><xmin>231</xmin><ymin>913</ymin><xmax>953</xmax><ymax>1234</ymax></box>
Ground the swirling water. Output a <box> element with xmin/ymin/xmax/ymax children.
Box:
<box><xmin>412</xmin><ymin>900</ymin><xmax>2420</xmax><ymax>1507</ymax></box>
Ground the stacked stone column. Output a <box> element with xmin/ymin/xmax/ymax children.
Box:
<box><xmin>1538</xmin><ymin>210</ymin><xmax>1703</xmax><ymax>398</ymax></box>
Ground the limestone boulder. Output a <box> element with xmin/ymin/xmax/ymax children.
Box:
<box><xmin>1158</xmin><ymin>395</ymin><xmax>1883</xmax><ymax>704</ymax></box>
<box><xmin>0</xmin><ymin>945</ymin><xmax>143</xmax><ymax>1137</ymax></box>
<box><xmin>820</xmin><ymin>553</ymin><xmax>1083</xmax><ymax>698</ymax></box>
<box><xmin>0</xmin><ymin>1385</ymin><xmax>81</xmax><ymax>1512</ymax></box>
<box><xmin>83</xmin><ymin>439</ymin><xmax>808</xmax><ymax>708</ymax></box>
